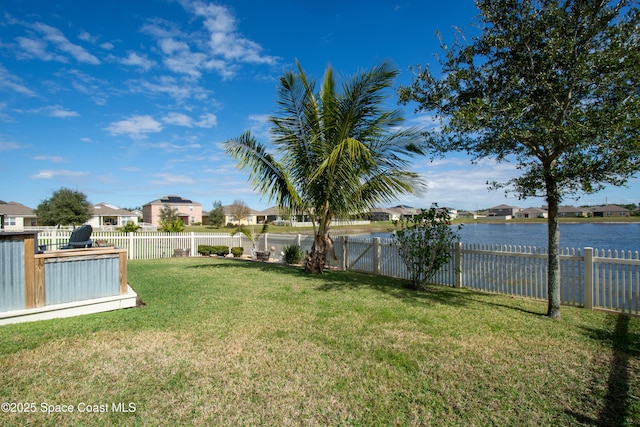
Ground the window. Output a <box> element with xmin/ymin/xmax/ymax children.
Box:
<box><xmin>4</xmin><ymin>216</ymin><xmax>16</xmax><ymax>226</ymax></box>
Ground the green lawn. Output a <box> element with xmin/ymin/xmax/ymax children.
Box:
<box><xmin>1</xmin><ymin>258</ymin><xmax>639</xmax><ymax>426</ymax></box>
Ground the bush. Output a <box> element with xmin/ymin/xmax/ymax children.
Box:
<box><xmin>231</xmin><ymin>247</ymin><xmax>244</xmax><ymax>257</ymax></box>
<box><xmin>212</xmin><ymin>245</ymin><xmax>229</xmax><ymax>256</ymax></box>
<box><xmin>392</xmin><ymin>204</ymin><xmax>461</xmax><ymax>290</ymax></box>
<box><xmin>283</xmin><ymin>244</ymin><xmax>304</xmax><ymax>265</ymax></box>
<box><xmin>197</xmin><ymin>245</ymin><xmax>230</xmax><ymax>256</ymax></box>
<box><xmin>197</xmin><ymin>245</ymin><xmax>213</xmax><ymax>256</ymax></box>
<box><xmin>160</xmin><ymin>218</ymin><xmax>185</xmax><ymax>232</ymax></box>
<box><xmin>118</xmin><ymin>220</ymin><xmax>141</xmax><ymax>233</ymax></box>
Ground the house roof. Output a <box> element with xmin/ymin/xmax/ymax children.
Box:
<box><xmin>144</xmin><ymin>195</ymin><xmax>201</xmax><ymax>206</ymax></box>
<box><xmin>488</xmin><ymin>204</ymin><xmax>520</xmax><ymax>210</ymax></box>
<box><xmin>222</xmin><ymin>205</ymin><xmax>260</xmax><ymax>215</ymax></box>
<box><xmin>518</xmin><ymin>207</ymin><xmax>546</xmax><ymax>214</ymax></box>
<box><xmin>0</xmin><ymin>202</ymin><xmax>36</xmax><ymax>217</ymax></box>
<box><xmin>558</xmin><ymin>205</ymin><xmax>588</xmax><ymax>213</ymax></box>
<box><xmin>91</xmin><ymin>202</ymin><xmax>135</xmax><ymax>217</ymax></box>
<box><xmin>590</xmin><ymin>204</ymin><xmax>630</xmax><ymax>213</ymax></box>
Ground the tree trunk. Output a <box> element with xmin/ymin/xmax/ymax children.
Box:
<box><xmin>305</xmin><ymin>232</ymin><xmax>330</xmax><ymax>273</ymax></box>
<box><xmin>546</xmin><ymin>180</ymin><xmax>561</xmax><ymax>319</ymax></box>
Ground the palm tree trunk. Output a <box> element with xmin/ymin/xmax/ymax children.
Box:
<box><xmin>305</xmin><ymin>206</ymin><xmax>332</xmax><ymax>273</ymax></box>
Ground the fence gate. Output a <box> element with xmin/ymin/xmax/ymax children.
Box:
<box><xmin>340</xmin><ymin>236</ymin><xmax>381</xmax><ymax>274</ymax></box>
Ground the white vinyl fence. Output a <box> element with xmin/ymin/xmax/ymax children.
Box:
<box><xmin>335</xmin><ymin>236</ymin><xmax>640</xmax><ymax>315</ymax></box>
<box><xmin>35</xmin><ymin>231</ymin><xmax>640</xmax><ymax>314</ymax></box>
<box><xmin>36</xmin><ymin>230</ymin><xmax>315</xmax><ymax>261</ymax></box>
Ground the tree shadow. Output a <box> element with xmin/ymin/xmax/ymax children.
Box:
<box><xmin>186</xmin><ymin>259</ymin><xmax>472</xmax><ymax>308</ymax></box>
<box><xmin>567</xmin><ymin>314</ymin><xmax>639</xmax><ymax>426</ymax></box>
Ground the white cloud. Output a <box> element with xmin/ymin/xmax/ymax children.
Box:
<box><xmin>0</xmin><ymin>65</ymin><xmax>37</xmax><ymax>96</ymax></box>
<box><xmin>21</xmin><ymin>105</ymin><xmax>79</xmax><ymax>118</ymax></box>
<box><xmin>47</xmin><ymin>106</ymin><xmax>79</xmax><ymax>118</ymax></box>
<box><xmin>148</xmin><ymin>173</ymin><xmax>195</xmax><ymax>185</ymax></box>
<box><xmin>33</xmin><ymin>155</ymin><xmax>65</xmax><ymax>163</ymax></box>
<box><xmin>405</xmin><ymin>157</ymin><xmax>527</xmax><ymax>210</ymax></box>
<box><xmin>31</xmin><ymin>169</ymin><xmax>89</xmax><ymax>180</ymax></box>
<box><xmin>127</xmin><ymin>76</ymin><xmax>210</xmax><ymax>101</ymax></box>
<box><xmin>16</xmin><ymin>36</ymin><xmax>66</xmax><ymax>62</ymax></box>
<box><xmin>163</xmin><ymin>112</ymin><xmax>193</xmax><ymax>127</ymax></box>
<box><xmin>141</xmin><ymin>2</ymin><xmax>279</xmax><ymax>79</ymax></box>
<box><xmin>143</xmin><ymin>141</ymin><xmax>202</xmax><ymax>153</ymax></box>
<box><xmin>77</xmin><ymin>30</ymin><xmax>97</xmax><ymax>43</ymax></box>
<box><xmin>31</xmin><ymin>22</ymin><xmax>100</xmax><ymax>65</ymax></box>
<box><xmin>196</xmin><ymin>113</ymin><xmax>217</xmax><ymax>128</ymax></box>
<box><xmin>105</xmin><ymin>115</ymin><xmax>163</xmax><ymax>139</ymax></box>
<box><xmin>188</xmin><ymin>1</ymin><xmax>278</xmax><ymax>65</ymax></box>
<box><xmin>120</xmin><ymin>51</ymin><xmax>155</xmax><ymax>71</ymax></box>
<box><xmin>0</xmin><ymin>139</ymin><xmax>22</xmax><ymax>151</ymax></box>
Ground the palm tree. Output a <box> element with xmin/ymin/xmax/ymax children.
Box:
<box><xmin>225</xmin><ymin>60</ymin><xmax>425</xmax><ymax>273</ymax></box>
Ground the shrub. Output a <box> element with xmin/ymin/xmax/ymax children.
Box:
<box><xmin>160</xmin><ymin>218</ymin><xmax>185</xmax><ymax>232</ymax></box>
<box><xmin>197</xmin><ymin>245</ymin><xmax>214</xmax><ymax>256</ymax></box>
<box><xmin>212</xmin><ymin>245</ymin><xmax>229</xmax><ymax>256</ymax></box>
<box><xmin>392</xmin><ymin>204</ymin><xmax>461</xmax><ymax>290</ymax></box>
<box><xmin>197</xmin><ymin>245</ymin><xmax>230</xmax><ymax>256</ymax></box>
<box><xmin>283</xmin><ymin>244</ymin><xmax>304</xmax><ymax>265</ymax></box>
<box><xmin>118</xmin><ymin>220</ymin><xmax>141</xmax><ymax>233</ymax></box>
<box><xmin>231</xmin><ymin>247</ymin><xmax>244</xmax><ymax>257</ymax></box>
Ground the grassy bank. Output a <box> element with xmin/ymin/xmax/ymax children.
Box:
<box><xmin>1</xmin><ymin>257</ymin><xmax>639</xmax><ymax>426</ymax></box>
<box><xmin>187</xmin><ymin>216</ymin><xmax>640</xmax><ymax>235</ymax></box>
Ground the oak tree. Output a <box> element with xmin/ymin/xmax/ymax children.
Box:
<box><xmin>399</xmin><ymin>0</ymin><xmax>640</xmax><ymax>318</ymax></box>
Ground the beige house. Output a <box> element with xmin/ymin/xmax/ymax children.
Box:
<box><xmin>88</xmin><ymin>203</ymin><xmax>139</xmax><ymax>229</ymax></box>
<box><xmin>590</xmin><ymin>204</ymin><xmax>630</xmax><ymax>217</ymax></box>
<box><xmin>0</xmin><ymin>202</ymin><xmax>37</xmax><ymax>231</ymax></box>
<box><xmin>222</xmin><ymin>205</ymin><xmax>259</xmax><ymax>226</ymax></box>
<box><xmin>515</xmin><ymin>207</ymin><xmax>548</xmax><ymax>219</ymax></box>
<box><xmin>558</xmin><ymin>205</ymin><xmax>590</xmax><ymax>217</ymax></box>
<box><xmin>142</xmin><ymin>195</ymin><xmax>202</xmax><ymax>226</ymax></box>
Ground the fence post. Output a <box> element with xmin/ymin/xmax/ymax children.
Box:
<box><xmin>264</xmin><ymin>233</ymin><xmax>268</xmax><ymax>252</ymax></box>
<box><xmin>584</xmin><ymin>247</ymin><xmax>593</xmax><ymax>310</ymax></box>
<box><xmin>373</xmin><ymin>237</ymin><xmax>380</xmax><ymax>275</ymax></box>
<box><xmin>454</xmin><ymin>242</ymin><xmax>462</xmax><ymax>288</ymax></box>
<box><xmin>128</xmin><ymin>232</ymin><xmax>134</xmax><ymax>260</ymax></box>
<box><xmin>190</xmin><ymin>232</ymin><xmax>196</xmax><ymax>256</ymax></box>
<box><xmin>341</xmin><ymin>236</ymin><xmax>348</xmax><ymax>270</ymax></box>
<box><xmin>297</xmin><ymin>234</ymin><xmax>301</xmax><ymax>247</ymax></box>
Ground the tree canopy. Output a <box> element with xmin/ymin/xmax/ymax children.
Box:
<box><xmin>226</xmin><ymin>60</ymin><xmax>425</xmax><ymax>272</ymax></box>
<box><xmin>399</xmin><ymin>0</ymin><xmax>640</xmax><ymax>318</ymax></box>
<box><xmin>35</xmin><ymin>187</ymin><xmax>92</xmax><ymax>227</ymax></box>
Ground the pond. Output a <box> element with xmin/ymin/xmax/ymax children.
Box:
<box><xmin>359</xmin><ymin>222</ymin><xmax>640</xmax><ymax>253</ymax></box>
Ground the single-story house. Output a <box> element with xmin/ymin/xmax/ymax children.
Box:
<box><xmin>142</xmin><ymin>195</ymin><xmax>202</xmax><ymax>226</ymax></box>
<box><xmin>558</xmin><ymin>205</ymin><xmax>590</xmax><ymax>218</ymax></box>
<box><xmin>0</xmin><ymin>202</ymin><xmax>38</xmax><ymax>231</ymax></box>
<box><xmin>369</xmin><ymin>208</ymin><xmax>402</xmax><ymax>222</ymax></box>
<box><xmin>589</xmin><ymin>204</ymin><xmax>630</xmax><ymax>217</ymax></box>
<box><xmin>88</xmin><ymin>203</ymin><xmax>139</xmax><ymax>229</ymax></box>
<box><xmin>515</xmin><ymin>207</ymin><xmax>548</xmax><ymax>219</ymax></box>
<box><xmin>222</xmin><ymin>205</ymin><xmax>259</xmax><ymax>226</ymax></box>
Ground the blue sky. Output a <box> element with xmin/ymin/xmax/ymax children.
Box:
<box><xmin>1</xmin><ymin>0</ymin><xmax>637</xmax><ymax>213</ymax></box>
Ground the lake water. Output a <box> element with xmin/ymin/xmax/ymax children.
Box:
<box><xmin>359</xmin><ymin>223</ymin><xmax>640</xmax><ymax>253</ymax></box>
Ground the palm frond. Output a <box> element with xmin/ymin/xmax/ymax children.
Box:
<box><xmin>223</xmin><ymin>131</ymin><xmax>300</xmax><ymax>209</ymax></box>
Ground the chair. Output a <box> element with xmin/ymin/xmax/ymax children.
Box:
<box><xmin>38</xmin><ymin>225</ymin><xmax>93</xmax><ymax>252</ymax></box>
<box><xmin>61</xmin><ymin>225</ymin><xmax>93</xmax><ymax>249</ymax></box>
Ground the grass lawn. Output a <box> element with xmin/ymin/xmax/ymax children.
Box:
<box><xmin>1</xmin><ymin>258</ymin><xmax>639</xmax><ymax>426</ymax></box>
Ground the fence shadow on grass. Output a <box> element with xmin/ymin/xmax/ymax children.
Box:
<box><xmin>186</xmin><ymin>259</ymin><xmax>472</xmax><ymax>308</ymax></box>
